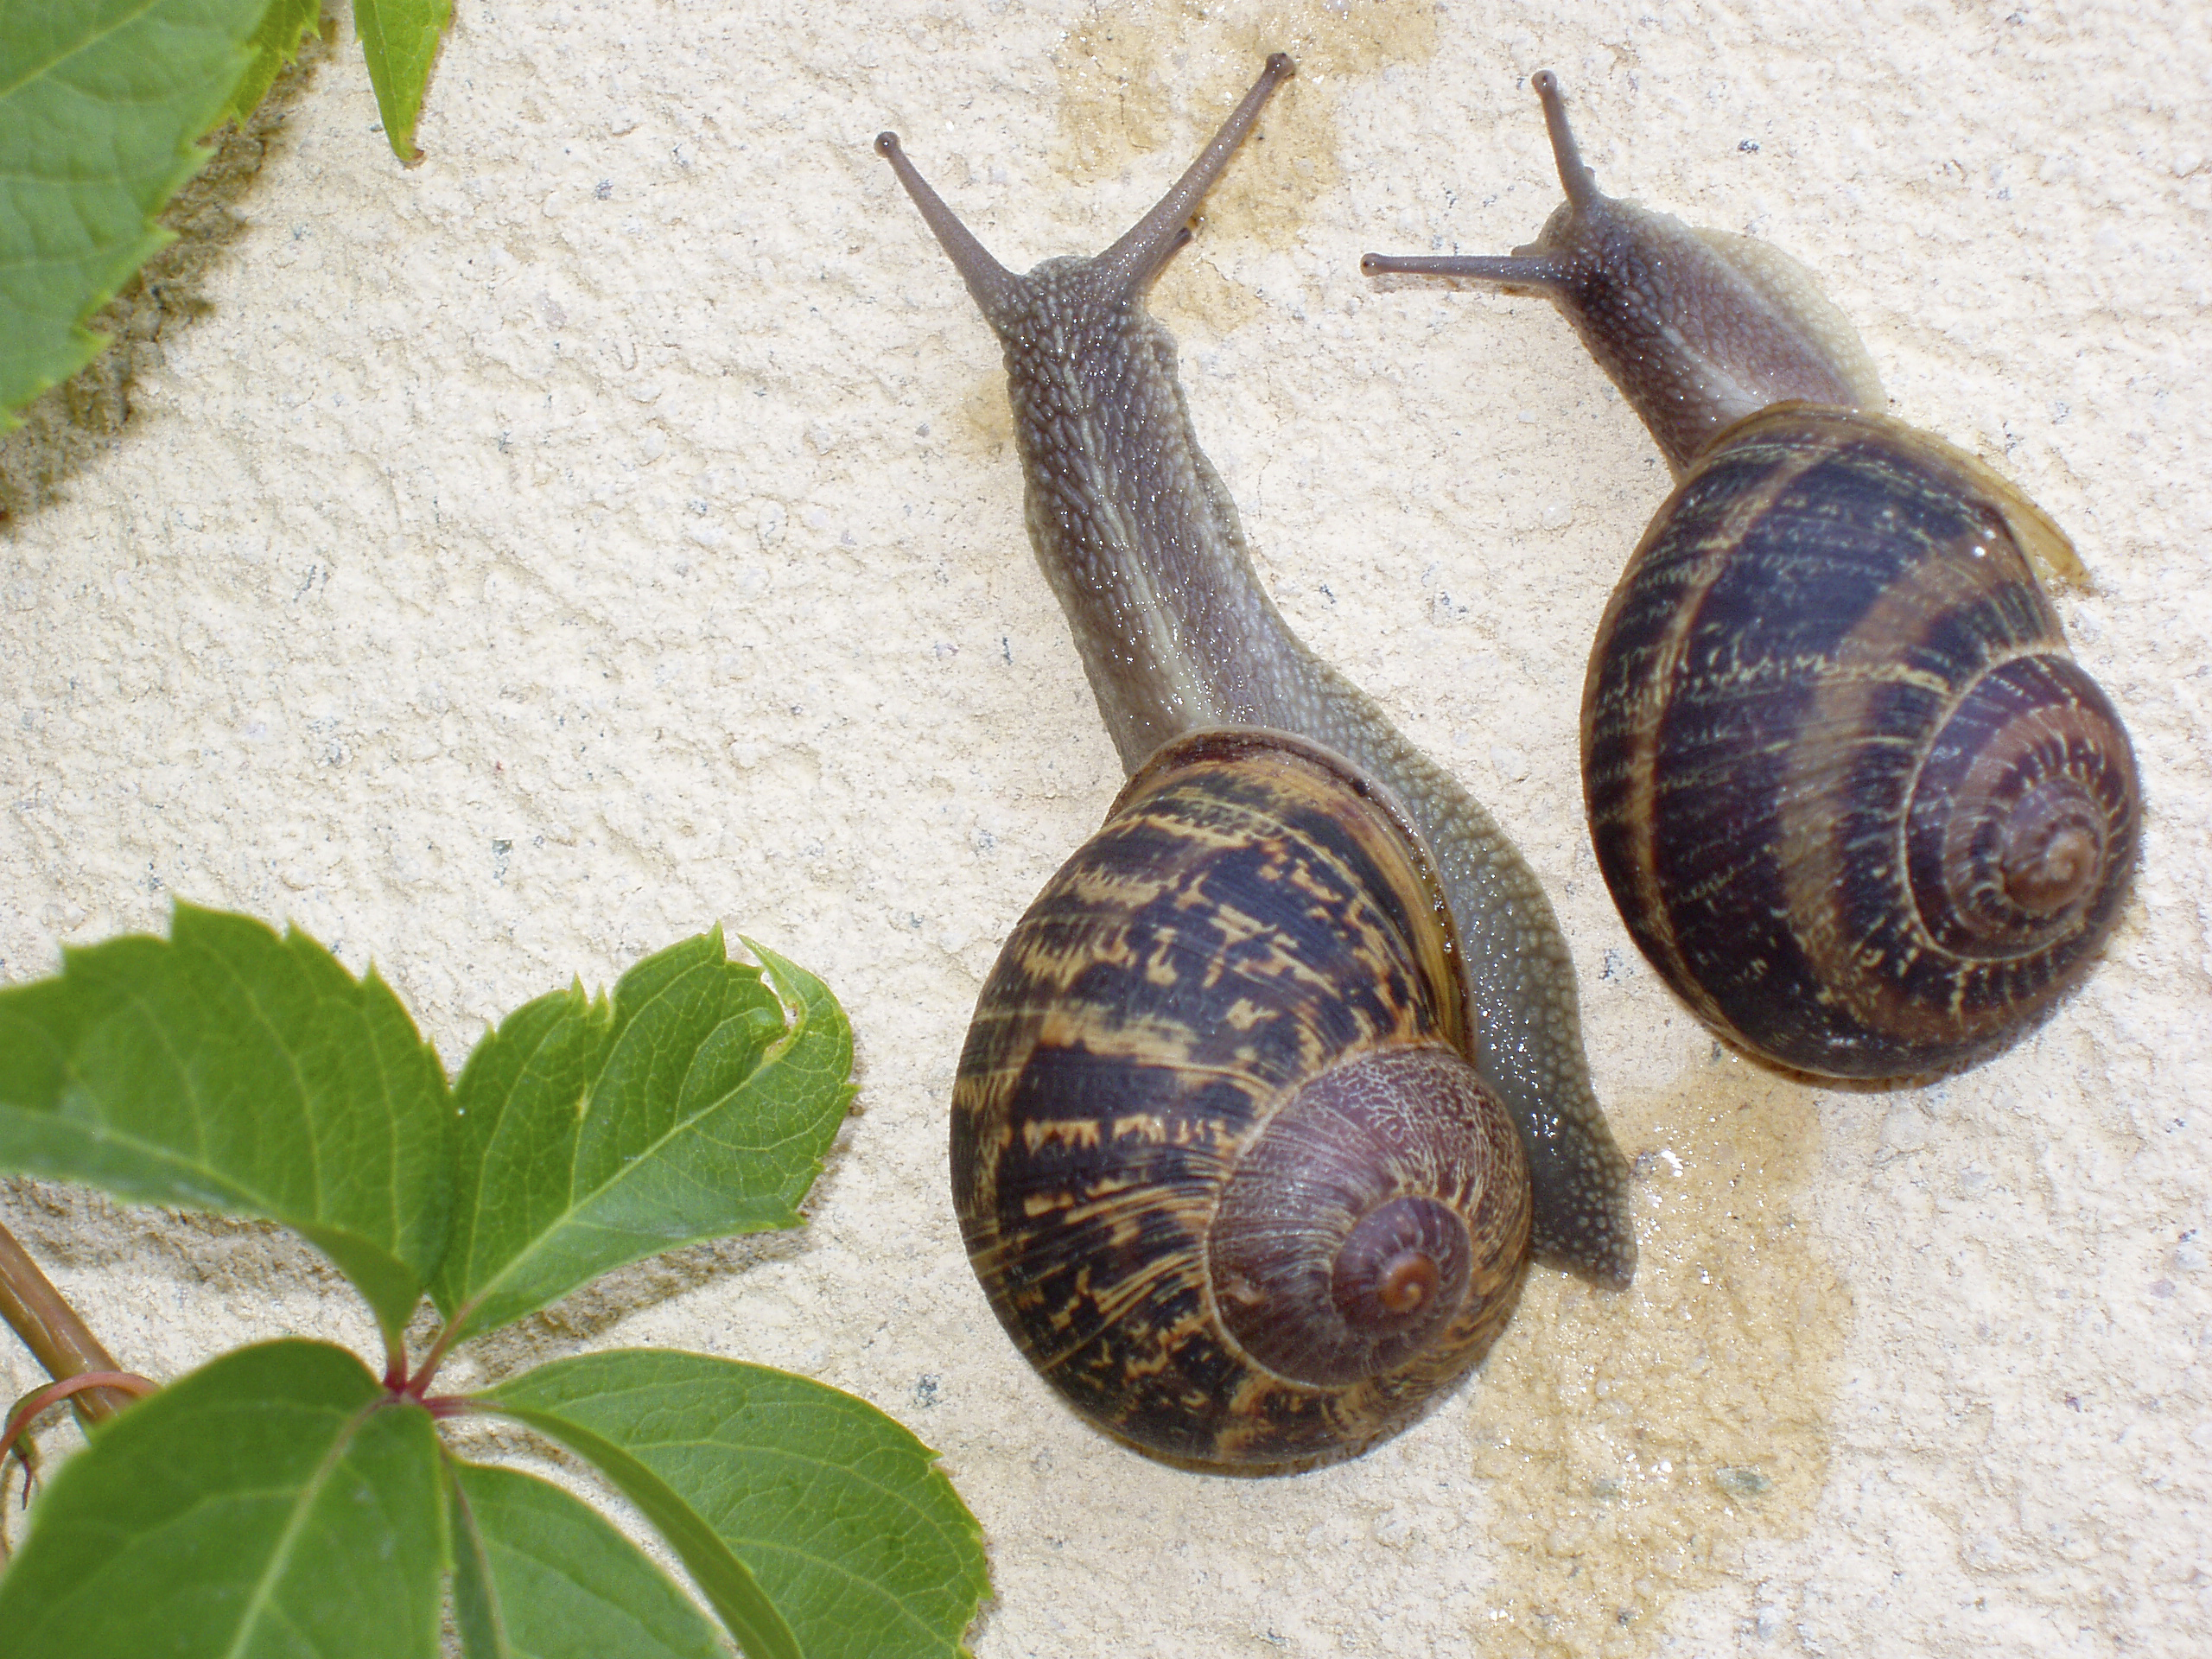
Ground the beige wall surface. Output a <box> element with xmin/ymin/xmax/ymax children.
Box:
<box><xmin>3</xmin><ymin>2</ymin><xmax>2208</xmax><ymax>1653</ymax></box>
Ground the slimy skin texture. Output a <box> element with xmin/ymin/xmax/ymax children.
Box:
<box><xmin>880</xmin><ymin>57</ymin><xmax>1636</xmax><ymax>1287</ymax></box>
<box><xmin>1363</xmin><ymin>73</ymin><xmax>2139</xmax><ymax>1079</ymax></box>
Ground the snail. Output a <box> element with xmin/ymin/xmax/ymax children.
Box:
<box><xmin>1363</xmin><ymin>73</ymin><xmax>2139</xmax><ymax>1079</ymax></box>
<box><xmin>879</xmin><ymin>55</ymin><xmax>1633</xmax><ymax>1466</ymax></box>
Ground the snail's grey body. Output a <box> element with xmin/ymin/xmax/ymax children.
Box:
<box><xmin>999</xmin><ymin>258</ymin><xmax>1630</xmax><ymax>1281</ymax></box>
<box><xmin>881</xmin><ymin>60</ymin><xmax>1634</xmax><ymax>1286</ymax></box>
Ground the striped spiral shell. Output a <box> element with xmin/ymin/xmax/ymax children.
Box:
<box><xmin>953</xmin><ymin>729</ymin><xmax>1530</xmax><ymax>1467</ymax></box>
<box><xmin>1585</xmin><ymin>405</ymin><xmax>2140</xmax><ymax>1077</ymax></box>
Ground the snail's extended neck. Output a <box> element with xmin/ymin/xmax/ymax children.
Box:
<box><xmin>880</xmin><ymin>54</ymin><xmax>1306</xmax><ymax>763</ymax></box>
<box><xmin>1536</xmin><ymin>203</ymin><xmax>1886</xmax><ymax>476</ymax></box>
<box><xmin>1361</xmin><ymin>73</ymin><xmax>1884</xmax><ymax>480</ymax></box>
<box><xmin>1005</xmin><ymin>267</ymin><xmax>1325</xmax><ymax>770</ymax></box>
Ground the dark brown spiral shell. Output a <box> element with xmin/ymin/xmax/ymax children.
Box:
<box><xmin>952</xmin><ymin>729</ymin><xmax>1530</xmax><ymax>1467</ymax></box>
<box><xmin>1584</xmin><ymin>404</ymin><xmax>2139</xmax><ymax>1077</ymax></box>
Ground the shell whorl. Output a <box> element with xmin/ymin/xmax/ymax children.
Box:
<box><xmin>1585</xmin><ymin>405</ymin><xmax>2139</xmax><ymax>1077</ymax></box>
<box><xmin>1209</xmin><ymin>1045</ymin><xmax>1521</xmax><ymax>1392</ymax></box>
<box><xmin>1907</xmin><ymin>653</ymin><xmax>2134</xmax><ymax>957</ymax></box>
<box><xmin>953</xmin><ymin>731</ymin><xmax>1529</xmax><ymax>1465</ymax></box>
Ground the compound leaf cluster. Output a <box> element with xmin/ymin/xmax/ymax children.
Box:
<box><xmin>0</xmin><ymin>906</ymin><xmax>986</xmax><ymax>1658</ymax></box>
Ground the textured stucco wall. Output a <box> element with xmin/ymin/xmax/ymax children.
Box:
<box><xmin>3</xmin><ymin>2</ymin><xmax>2209</xmax><ymax>1653</ymax></box>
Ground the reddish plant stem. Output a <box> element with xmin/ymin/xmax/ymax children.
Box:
<box><xmin>0</xmin><ymin>1219</ymin><xmax>137</xmax><ymax>1422</ymax></box>
<box><xmin>405</xmin><ymin>1313</ymin><xmax>468</xmax><ymax>1399</ymax></box>
<box><xmin>2</xmin><ymin>1372</ymin><xmax>159</xmax><ymax>1471</ymax></box>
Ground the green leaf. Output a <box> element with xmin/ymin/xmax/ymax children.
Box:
<box><xmin>0</xmin><ymin>1340</ymin><xmax>446</xmax><ymax>1659</ymax></box>
<box><xmin>0</xmin><ymin>0</ymin><xmax>274</xmax><ymax>425</ymax></box>
<box><xmin>448</xmin><ymin>1459</ymin><xmax>727</xmax><ymax>1659</ymax></box>
<box><xmin>474</xmin><ymin>1384</ymin><xmax>799</xmax><ymax>1659</ymax></box>
<box><xmin>432</xmin><ymin>932</ymin><xmax>852</xmax><ymax>1346</ymax></box>
<box><xmin>353</xmin><ymin>0</ymin><xmax>450</xmax><ymax>162</ymax></box>
<box><xmin>481</xmin><ymin>1351</ymin><xmax>988</xmax><ymax>1659</ymax></box>
<box><xmin>222</xmin><ymin>0</ymin><xmax>322</xmax><ymax>129</ymax></box>
<box><xmin>0</xmin><ymin>901</ymin><xmax>451</xmax><ymax>1342</ymax></box>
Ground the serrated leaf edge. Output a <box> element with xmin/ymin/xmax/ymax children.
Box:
<box><xmin>438</xmin><ymin>936</ymin><xmax>841</xmax><ymax>1346</ymax></box>
<box><xmin>0</xmin><ymin>0</ymin><xmax>268</xmax><ymax>426</ymax></box>
<box><xmin>352</xmin><ymin>0</ymin><xmax>454</xmax><ymax>162</ymax></box>
<box><xmin>220</xmin><ymin>0</ymin><xmax>323</xmax><ymax>129</ymax></box>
